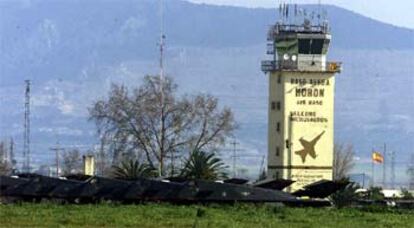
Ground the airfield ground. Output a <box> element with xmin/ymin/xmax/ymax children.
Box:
<box><xmin>0</xmin><ymin>203</ymin><xmax>413</xmax><ymax>227</ymax></box>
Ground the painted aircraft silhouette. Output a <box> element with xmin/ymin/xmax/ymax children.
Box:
<box><xmin>295</xmin><ymin>131</ymin><xmax>325</xmax><ymax>163</ymax></box>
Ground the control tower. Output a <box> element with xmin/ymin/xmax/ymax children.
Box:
<box><xmin>261</xmin><ymin>7</ymin><xmax>341</xmax><ymax>191</ymax></box>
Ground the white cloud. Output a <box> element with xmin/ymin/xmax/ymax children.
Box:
<box><xmin>120</xmin><ymin>16</ymin><xmax>147</xmax><ymax>40</ymax></box>
<box><xmin>58</xmin><ymin>101</ymin><xmax>74</xmax><ymax>115</ymax></box>
<box><xmin>32</xmin><ymin>80</ymin><xmax>78</xmax><ymax>115</ymax></box>
<box><xmin>38</xmin><ymin>127</ymin><xmax>83</xmax><ymax>136</ymax></box>
<box><xmin>121</xmin><ymin>17</ymin><xmax>146</xmax><ymax>32</ymax></box>
<box><xmin>39</xmin><ymin>19</ymin><xmax>59</xmax><ymax>49</ymax></box>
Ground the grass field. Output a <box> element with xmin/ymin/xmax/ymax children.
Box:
<box><xmin>1</xmin><ymin>203</ymin><xmax>413</xmax><ymax>227</ymax></box>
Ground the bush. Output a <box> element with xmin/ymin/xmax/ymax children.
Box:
<box><xmin>329</xmin><ymin>181</ymin><xmax>360</xmax><ymax>208</ymax></box>
<box><xmin>365</xmin><ymin>187</ymin><xmax>385</xmax><ymax>201</ymax></box>
<box><xmin>400</xmin><ymin>188</ymin><xmax>414</xmax><ymax>200</ymax></box>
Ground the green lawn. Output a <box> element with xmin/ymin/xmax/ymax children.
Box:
<box><xmin>1</xmin><ymin>203</ymin><xmax>413</xmax><ymax>227</ymax></box>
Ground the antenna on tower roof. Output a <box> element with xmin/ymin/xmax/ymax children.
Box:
<box><xmin>294</xmin><ymin>4</ymin><xmax>298</xmax><ymax>25</ymax></box>
<box><xmin>318</xmin><ymin>0</ymin><xmax>321</xmax><ymax>25</ymax></box>
<box><xmin>280</xmin><ymin>1</ymin><xmax>287</xmax><ymax>23</ymax></box>
<box><xmin>279</xmin><ymin>1</ymin><xmax>283</xmax><ymax>21</ymax></box>
<box><xmin>294</xmin><ymin>4</ymin><xmax>297</xmax><ymax>17</ymax></box>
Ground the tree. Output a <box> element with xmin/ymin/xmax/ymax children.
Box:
<box><xmin>89</xmin><ymin>75</ymin><xmax>236</xmax><ymax>176</ymax></box>
<box><xmin>333</xmin><ymin>143</ymin><xmax>355</xmax><ymax>180</ymax></box>
<box><xmin>180</xmin><ymin>150</ymin><xmax>228</xmax><ymax>180</ymax></box>
<box><xmin>62</xmin><ymin>149</ymin><xmax>82</xmax><ymax>175</ymax></box>
<box><xmin>329</xmin><ymin>180</ymin><xmax>360</xmax><ymax>208</ymax></box>
<box><xmin>400</xmin><ymin>188</ymin><xmax>414</xmax><ymax>200</ymax></box>
<box><xmin>112</xmin><ymin>160</ymin><xmax>156</xmax><ymax>180</ymax></box>
<box><xmin>365</xmin><ymin>186</ymin><xmax>385</xmax><ymax>201</ymax></box>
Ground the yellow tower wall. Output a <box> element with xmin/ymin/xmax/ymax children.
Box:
<box><xmin>268</xmin><ymin>71</ymin><xmax>335</xmax><ymax>192</ymax></box>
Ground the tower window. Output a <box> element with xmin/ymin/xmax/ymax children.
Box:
<box><xmin>298</xmin><ymin>39</ymin><xmax>311</xmax><ymax>54</ymax></box>
<box><xmin>277</xmin><ymin>75</ymin><xmax>281</xmax><ymax>84</ymax></box>
<box><xmin>271</xmin><ymin>102</ymin><xmax>276</xmax><ymax>110</ymax></box>
<box><xmin>276</xmin><ymin>101</ymin><xmax>281</xmax><ymax>110</ymax></box>
<box><xmin>299</xmin><ymin>39</ymin><xmax>324</xmax><ymax>55</ymax></box>
<box><xmin>311</xmin><ymin>39</ymin><xmax>324</xmax><ymax>54</ymax></box>
<box><xmin>276</xmin><ymin>147</ymin><xmax>280</xmax><ymax>156</ymax></box>
<box><xmin>276</xmin><ymin>122</ymin><xmax>280</xmax><ymax>132</ymax></box>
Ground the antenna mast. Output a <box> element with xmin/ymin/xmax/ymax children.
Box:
<box><xmin>23</xmin><ymin>80</ymin><xmax>31</xmax><ymax>173</ymax></box>
<box><xmin>158</xmin><ymin>0</ymin><xmax>166</xmax><ymax>176</ymax></box>
<box><xmin>231</xmin><ymin>140</ymin><xmax>240</xmax><ymax>177</ymax></box>
<box><xmin>159</xmin><ymin>0</ymin><xmax>165</xmax><ymax>82</ymax></box>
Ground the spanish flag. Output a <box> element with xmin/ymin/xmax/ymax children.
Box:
<box><xmin>372</xmin><ymin>152</ymin><xmax>384</xmax><ymax>164</ymax></box>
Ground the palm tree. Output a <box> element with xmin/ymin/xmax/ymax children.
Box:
<box><xmin>180</xmin><ymin>150</ymin><xmax>228</xmax><ymax>180</ymax></box>
<box><xmin>329</xmin><ymin>180</ymin><xmax>360</xmax><ymax>208</ymax></box>
<box><xmin>112</xmin><ymin>160</ymin><xmax>156</xmax><ymax>180</ymax></box>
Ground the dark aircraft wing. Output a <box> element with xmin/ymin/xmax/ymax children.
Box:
<box><xmin>292</xmin><ymin>179</ymin><xmax>349</xmax><ymax>198</ymax></box>
<box><xmin>0</xmin><ymin>176</ymin><xmax>30</xmax><ymax>196</ymax></box>
<box><xmin>253</xmin><ymin>178</ymin><xmax>295</xmax><ymax>191</ymax></box>
<box><xmin>223</xmin><ymin>178</ymin><xmax>249</xmax><ymax>185</ymax></box>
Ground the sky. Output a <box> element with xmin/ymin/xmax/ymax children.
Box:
<box><xmin>187</xmin><ymin>0</ymin><xmax>414</xmax><ymax>29</ymax></box>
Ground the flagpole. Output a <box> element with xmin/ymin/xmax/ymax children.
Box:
<box><xmin>382</xmin><ymin>143</ymin><xmax>386</xmax><ymax>188</ymax></box>
<box><xmin>371</xmin><ymin>149</ymin><xmax>374</xmax><ymax>187</ymax></box>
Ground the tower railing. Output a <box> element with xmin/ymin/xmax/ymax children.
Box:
<box><xmin>261</xmin><ymin>60</ymin><xmax>342</xmax><ymax>73</ymax></box>
<box><xmin>267</xmin><ymin>23</ymin><xmax>329</xmax><ymax>40</ymax></box>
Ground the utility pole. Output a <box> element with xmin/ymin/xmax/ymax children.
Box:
<box><xmin>50</xmin><ymin>142</ymin><xmax>63</xmax><ymax>177</ymax></box>
<box><xmin>221</xmin><ymin>140</ymin><xmax>245</xmax><ymax>178</ymax></box>
<box><xmin>230</xmin><ymin>140</ymin><xmax>240</xmax><ymax>177</ymax></box>
<box><xmin>23</xmin><ymin>80</ymin><xmax>31</xmax><ymax>173</ymax></box>
<box><xmin>231</xmin><ymin>153</ymin><xmax>263</xmax><ymax>179</ymax></box>
<box><xmin>9</xmin><ymin>137</ymin><xmax>16</xmax><ymax>174</ymax></box>
<box><xmin>390</xmin><ymin>151</ymin><xmax>395</xmax><ymax>189</ymax></box>
<box><xmin>166</xmin><ymin>150</ymin><xmax>181</xmax><ymax>177</ymax></box>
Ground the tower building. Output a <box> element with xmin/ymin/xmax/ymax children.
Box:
<box><xmin>262</xmin><ymin>9</ymin><xmax>341</xmax><ymax>191</ymax></box>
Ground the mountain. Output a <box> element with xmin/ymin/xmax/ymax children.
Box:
<box><xmin>0</xmin><ymin>0</ymin><xmax>413</xmax><ymax>183</ymax></box>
